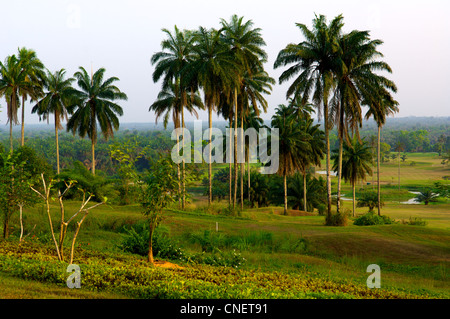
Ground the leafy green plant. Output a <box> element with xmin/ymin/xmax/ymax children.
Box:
<box><xmin>353</xmin><ymin>212</ymin><xmax>393</xmax><ymax>226</ymax></box>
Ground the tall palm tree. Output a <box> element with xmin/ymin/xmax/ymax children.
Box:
<box><xmin>0</xmin><ymin>55</ymin><xmax>31</xmax><ymax>152</ymax></box>
<box><xmin>66</xmin><ymin>67</ymin><xmax>127</xmax><ymax>176</ymax></box>
<box><xmin>190</xmin><ymin>26</ymin><xmax>239</xmax><ymax>207</ymax></box>
<box><xmin>221</xmin><ymin>14</ymin><xmax>268</xmax><ymax>210</ymax></box>
<box><xmin>151</xmin><ymin>26</ymin><xmax>197</xmax><ymax>209</ymax></box>
<box><xmin>299</xmin><ymin>117</ymin><xmax>325</xmax><ymax>211</ymax></box>
<box><xmin>17</xmin><ymin>47</ymin><xmax>46</xmax><ymax>146</ymax></box>
<box><xmin>32</xmin><ymin>69</ymin><xmax>77</xmax><ymax>174</ymax></box>
<box><xmin>274</xmin><ymin>14</ymin><xmax>344</xmax><ymax>220</ymax></box>
<box><xmin>365</xmin><ymin>88</ymin><xmax>398</xmax><ymax>215</ymax></box>
<box><xmin>237</xmin><ymin>63</ymin><xmax>274</xmax><ymax>208</ymax></box>
<box><xmin>330</xmin><ymin>29</ymin><xmax>397</xmax><ymax>215</ymax></box>
<box><xmin>243</xmin><ymin>108</ymin><xmax>265</xmax><ymax>202</ymax></box>
<box><xmin>332</xmin><ymin>136</ymin><xmax>373</xmax><ymax>216</ymax></box>
<box><xmin>271</xmin><ymin>105</ymin><xmax>311</xmax><ymax>215</ymax></box>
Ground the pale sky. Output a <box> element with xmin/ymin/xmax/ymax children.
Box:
<box><xmin>0</xmin><ymin>0</ymin><xmax>449</xmax><ymax>127</ymax></box>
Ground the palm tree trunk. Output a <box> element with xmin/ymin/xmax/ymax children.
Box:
<box><xmin>240</xmin><ymin>114</ymin><xmax>244</xmax><ymax>209</ymax></box>
<box><xmin>283</xmin><ymin>173</ymin><xmax>288</xmax><ymax>215</ymax></box>
<box><xmin>248</xmin><ymin>157</ymin><xmax>251</xmax><ymax>203</ymax></box>
<box><xmin>398</xmin><ymin>149</ymin><xmax>400</xmax><ymax>191</ymax></box>
<box><xmin>55</xmin><ymin>114</ymin><xmax>60</xmax><ymax>175</ymax></box>
<box><xmin>336</xmin><ymin>137</ymin><xmax>343</xmax><ymax>214</ymax></box>
<box><xmin>21</xmin><ymin>95</ymin><xmax>25</xmax><ymax>147</ymax></box>
<box><xmin>233</xmin><ymin>88</ymin><xmax>238</xmax><ymax>210</ymax></box>
<box><xmin>91</xmin><ymin>140</ymin><xmax>95</xmax><ymax>176</ymax></box>
<box><xmin>182</xmin><ymin>103</ymin><xmax>186</xmax><ymax>210</ymax></box>
<box><xmin>352</xmin><ymin>182</ymin><xmax>356</xmax><ymax>217</ymax></box>
<box><xmin>229</xmin><ymin>117</ymin><xmax>232</xmax><ymax>207</ymax></box>
<box><xmin>377</xmin><ymin>125</ymin><xmax>381</xmax><ymax>216</ymax></box>
<box><xmin>9</xmin><ymin>114</ymin><xmax>13</xmax><ymax>153</ymax></box>
<box><xmin>324</xmin><ymin>102</ymin><xmax>332</xmax><ymax>220</ymax></box>
<box><xmin>303</xmin><ymin>170</ymin><xmax>307</xmax><ymax>212</ymax></box>
<box><xmin>208</xmin><ymin>105</ymin><xmax>212</xmax><ymax>206</ymax></box>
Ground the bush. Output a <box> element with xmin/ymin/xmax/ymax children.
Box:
<box><xmin>353</xmin><ymin>212</ymin><xmax>394</xmax><ymax>226</ymax></box>
<box><xmin>401</xmin><ymin>217</ymin><xmax>428</xmax><ymax>226</ymax></box>
<box><xmin>325</xmin><ymin>210</ymin><xmax>348</xmax><ymax>226</ymax></box>
<box><xmin>118</xmin><ymin>223</ymin><xmax>185</xmax><ymax>260</ymax></box>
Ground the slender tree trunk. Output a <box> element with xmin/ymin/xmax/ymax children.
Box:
<box><xmin>398</xmin><ymin>149</ymin><xmax>400</xmax><ymax>191</ymax></box>
<box><xmin>229</xmin><ymin>117</ymin><xmax>232</xmax><ymax>207</ymax></box>
<box><xmin>91</xmin><ymin>140</ymin><xmax>95</xmax><ymax>176</ymax></box>
<box><xmin>55</xmin><ymin>114</ymin><xmax>60</xmax><ymax>175</ymax></box>
<box><xmin>148</xmin><ymin>224</ymin><xmax>155</xmax><ymax>264</ymax></box>
<box><xmin>9</xmin><ymin>116</ymin><xmax>13</xmax><ymax>153</ymax></box>
<box><xmin>303</xmin><ymin>170</ymin><xmax>307</xmax><ymax>212</ymax></box>
<box><xmin>182</xmin><ymin>103</ymin><xmax>186</xmax><ymax>209</ymax></box>
<box><xmin>176</xmin><ymin>116</ymin><xmax>181</xmax><ymax>209</ymax></box>
<box><xmin>248</xmin><ymin>156</ymin><xmax>251</xmax><ymax>203</ymax></box>
<box><xmin>19</xmin><ymin>204</ymin><xmax>24</xmax><ymax>242</ymax></box>
<box><xmin>240</xmin><ymin>114</ymin><xmax>244</xmax><ymax>209</ymax></box>
<box><xmin>336</xmin><ymin>137</ymin><xmax>343</xmax><ymax>214</ymax></box>
<box><xmin>233</xmin><ymin>88</ymin><xmax>238</xmax><ymax>210</ymax></box>
<box><xmin>283</xmin><ymin>173</ymin><xmax>288</xmax><ymax>215</ymax></box>
<box><xmin>208</xmin><ymin>105</ymin><xmax>212</xmax><ymax>206</ymax></box>
<box><xmin>352</xmin><ymin>182</ymin><xmax>356</xmax><ymax>217</ymax></box>
<box><xmin>324</xmin><ymin>103</ymin><xmax>332</xmax><ymax>220</ymax></box>
<box><xmin>21</xmin><ymin>95</ymin><xmax>25</xmax><ymax>147</ymax></box>
<box><xmin>377</xmin><ymin>125</ymin><xmax>382</xmax><ymax>216</ymax></box>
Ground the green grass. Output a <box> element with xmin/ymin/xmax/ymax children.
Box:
<box><xmin>1</xmin><ymin>152</ymin><xmax>449</xmax><ymax>299</ymax></box>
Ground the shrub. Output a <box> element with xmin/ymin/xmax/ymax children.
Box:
<box><xmin>401</xmin><ymin>217</ymin><xmax>428</xmax><ymax>226</ymax></box>
<box><xmin>118</xmin><ymin>223</ymin><xmax>185</xmax><ymax>260</ymax></box>
<box><xmin>353</xmin><ymin>212</ymin><xmax>394</xmax><ymax>226</ymax></box>
<box><xmin>325</xmin><ymin>210</ymin><xmax>348</xmax><ymax>226</ymax></box>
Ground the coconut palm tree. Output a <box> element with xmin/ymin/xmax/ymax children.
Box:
<box><xmin>330</xmin><ymin>29</ymin><xmax>397</xmax><ymax>215</ymax></box>
<box><xmin>0</xmin><ymin>55</ymin><xmax>35</xmax><ymax>152</ymax></box>
<box><xmin>272</xmin><ymin>105</ymin><xmax>311</xmax><ymax>215</ymax></box>
<box><xmin>332</xmin><ymin>136</ymin><xmax>373</xmax><ymax>216</ymax></box>
<box><xmin>365</xmin><ymin>88</ymin><xmax>399</xmax><ymax>215</ymax></box>
<box><xmin>220</xmin><ymin>14</ymin><xmax>268</xmax><ymax>210</ymax></box>
<box><xmin>151</xmin><ymin>26</ymin><xmax>198</xmax><ymax>209</ymax></box>
<box><xmin>17</xmin><ymin>47</ymin><xmax>46</xmax><ymax>146</ymax></box>
<box><xmin>66</xmin><ymin>67</ymin><xmax>127</xmax><ymax>176</ymax></box>
<box><xmin>31</xmin><ymin>69</ymin><xmax>77</xmax><ymax>174</ymax></box>
<box><xmin>189</xmin><ymin>26</ymin><xmax>239</xmax><ymax>207</ymax></box>
<box><xmin>274</xmin><ymin>14</ymin><xmax>344</xmax><ymax>220</ymax></box>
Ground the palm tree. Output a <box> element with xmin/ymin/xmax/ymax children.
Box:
<box><xmin>332</xmin><ymin>136</ymin><xmax>373</xmax><ymax>216</ymax></box>
<box><xmin>17</xmin><ymin>47</ymin><xmax>46</xmax><ymax>146</ymax></box>
<box><xmin>31</xmin><ymin>69</ymin><xmax>77</xmax><ymax>174</ymax></box>
<box><xmin>330</xmin><ymin>28</ymin><xmax>397</xmax><ymax>215</ymax></box>
<box><xmin>299</xmin><ymin>117</ymin><xmax>325</xmax><ymax>211</ymax></box>
<box><xmin>151</xmin><ymin>26</ymin><xmax>198</xmax><ymax>209</ymax></box>
<box><xmin>365</xmin><ymin>88</ymin><xmax>399</xmax><ymax>215</ymax></box>
<box><xmin>272</xmin><ymin>105</ymin><xmax>311</xmax><ymax>215</ymax></box>
<box><xmin>243</xmin><ymin>108</ymin><xmax>265</xmax><ymax>203</ymax></box>
<box><xmin>415</xmin><ymin>189</ymin><xmax>439</xmax><ymax>205</ymax></box>
<box><xmin>274</xmin><ymin>14</ymin><xmax>344</xmax><ymax>220</ymax></box>
<box><xmin>220</xmin><ymin>14</ymin><xmax>268</xmax><ymax>210</ymax></box>
<box><xmin>189</xmin><ymin>26</ymin><xmax>239</xmax><ymax>207</ymax></box>
<box><xmin>0</xmin><ymin>55</ymin><xmax>32</xmax><ymax>152</ymax></box>
<box><xmin>394</xmin><ymin>140</ymin><xmax>405</xmax><ymax>191</ymax></box>
<box><xmin>66</xmin><ymin>67</ymin><xmax>127</xmax><ymax>176</ymax></box>
<box><xmin>237</xmin><ymin>63</ymin><xmax>274</xmax><ymax>208</ymax></box>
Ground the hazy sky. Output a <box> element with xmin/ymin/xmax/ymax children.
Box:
<box><xmin>0</xmin><ymin>0</ymin><xmax>449</xmax><ymax>127</ymax></box>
